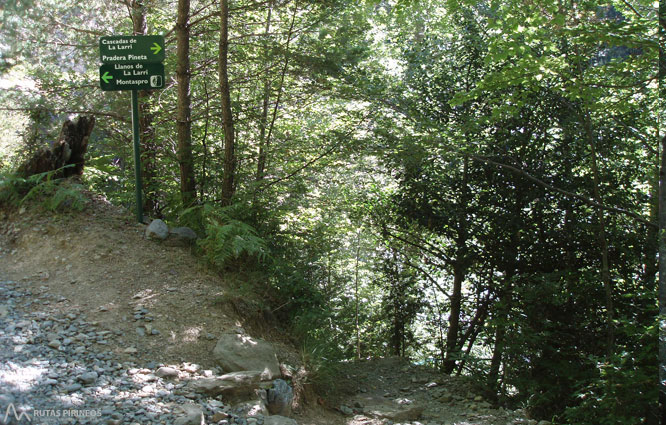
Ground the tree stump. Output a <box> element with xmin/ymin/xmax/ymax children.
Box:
<box><xmin>17</xmin><ymin>115</ymin><xmax>95</xmax><ymax>178</ymax></box>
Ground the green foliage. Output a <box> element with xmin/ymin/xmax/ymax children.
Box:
<box><xmin>194</xmin><ymin>204</ymin><xmax>269</xmax><ymax>270</ymax></box>
<box><xmin>1</xmin><ymin>1</ymin><xmax>658</xmax><ymax>422</ymax></box>
<box><xmin>562</xmin><ymin>317</ymin><xmax>658</xmax><ymax>424</ymax></box>
<box><xmin>0</xmin><ymin>172</ymin><xmax>27</xmax><ymax>206</ymax></box>
<box><xmin>0</xmin><ymin>168</ymin><xmax>87</xmax><ymax>212</ymax></box>
<box><xmin>298</xmin><ymin>333</ymin><xmax>344</xmax><ymax>396</ymax></box>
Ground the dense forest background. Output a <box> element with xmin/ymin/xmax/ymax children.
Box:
<box><xmin>0</xmin><ymin>0</ymin><xmax>662</xmax><ymax>424</ymax></box>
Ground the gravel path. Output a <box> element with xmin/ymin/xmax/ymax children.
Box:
<box><xmin>0</xmin><ymin>277</ymin><xmax>268</xmax><ymax>425</ymax></box>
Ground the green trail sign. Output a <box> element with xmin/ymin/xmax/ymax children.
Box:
<box><xmin>99</xmin><ymin>63</ymin><xmax>164</xmax><ymax>91</ymax></box>
<box><xmin>99</xmin><ymin>35</ymin><xmax>165</xmax><ymax>64</ymax></box>
<box><xmin>99</xmin><ymin>34</ymin><xmax>166</xmax><ymax>223</ymax></box>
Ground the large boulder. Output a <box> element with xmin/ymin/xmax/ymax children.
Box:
<box><xmin>213</xmin><ymin>331</ymin><xmax>281</xmax><ymax>379</ymax></box>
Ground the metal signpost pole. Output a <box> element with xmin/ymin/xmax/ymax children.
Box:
<box><xmin>131</xmin><ymin>89</ymin><xmax>144</xmax><ymax>223</ymax></box>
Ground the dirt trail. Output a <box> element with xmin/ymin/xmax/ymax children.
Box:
<box><xmin>325</xmin><ymin>357</ymin><xmax>540</xmax><ymax>425</ymax></box>
<box><xmin>0</xmin><ymin>197</ymin><xmax>541</xmax><ymax>425</ymax></box>
<box><xmin>0</xmin><ymin>196</ymin><xmax>298</xmax><ymax>369</ymax></box>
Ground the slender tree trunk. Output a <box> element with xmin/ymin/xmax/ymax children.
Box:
<box><xmin>658</xmin><ymin>134</ymin><xmax>665</xmax><ymax>414</ymax></box>
<box><xmin>644</xmin><ymin>158</ymin><xmax>659</xmax><ymax>285</ymax></box>
<box><xmin>176</xmin><ymin>0</ymin><xmax>196</xmax><ymax>207</ymax></box>
<box><xmin>582</xmin><ymin>110</ymin><xmax>614</xmax><ymax>358</ymax></box>
<box><xmin>443</xmin><ymin>157</ymin><xmax>470</xmax><ymax>374</ymax></box>
<box><xmin>257</xmin><ymin>5</ymin><xmax>297</xmax><ymax>183</ymax></box>
<box><xmin>354</xmin><ymin>230</ymin><xmax>362</xmax><ymax>361</ymax></box>
<box><xmin>487</xmin><ymin>271</ymin><xmax>513</xmax><ymax>397</ymax></box>
<box><xmin>130</xmin><ymin>0</ymin><xmax>159</xmax><ymax>216</ymax></box>
<box><xmin>656</xmin><ymin>19</ymin><xmax>665</xmax><ymax>412</ymax></box>
<box><xmin>256</xmin><ymin>2</ymin><xmax>272</xmax><ymax>181</ymax></box>
<box><xmin>443</xmin><ymin>263</ymin><xmax>463</xmax><ymax>374</ymax></box>
<box><xmin>219</xmin><ymin>0</ymin><xmax>236</xmax><ymax>206</ymax></box>
<box><xmin>200</xmin><ymin>78</ymin><xmax>210</xmax><ymax>202</ymax></box>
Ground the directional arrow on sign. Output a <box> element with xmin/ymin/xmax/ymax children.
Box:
<box><xmin>101</xmin><ymin>71</ymin><xmax>113</xmax><ymax>83</ymax></box>
<box><xmin>150</xmin><ymin>43</ymin><xmax>161</xmax><ymax>55</ymax></box>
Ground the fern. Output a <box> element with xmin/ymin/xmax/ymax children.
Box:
<box><xmin>0</xmin><ymin>166</ymin><xmax>86</xmax><ymax>212</ymax></box>
<box><xmin>196</xmin><ymin>203</ymin><xmax>269</xmax><ymax>268</ymax></box>
<box><xmin>0</xmin><ymin>172</ymin><xmax>28</xmax><ymax>206</ymax></box>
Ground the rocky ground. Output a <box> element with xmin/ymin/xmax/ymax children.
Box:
<box><xmin>0</xmin><ymin>276</ymin><xmax>262</xmax><ymax>424</ymax></box>
<box><xmin>0</xmin><ymin>197</ymin><xmax>547</xmax><ymax>425</ymax></box>
<box><xmin>328</xmin><ymin>357</ymin><xmax>548</xmax><ymax>425</ymax></box>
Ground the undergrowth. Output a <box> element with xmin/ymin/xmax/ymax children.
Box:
<box><xmin>0</xmin><ymin>167</ymin><xmax>87</xmax><ymax>212</ymax></box>
<box><xmin>180</xmin><ymin>203</ymin><xmax>269</xmax><ymax>270</ymax></box>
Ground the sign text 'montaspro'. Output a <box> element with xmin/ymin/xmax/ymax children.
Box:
<box><xmin>100</xmin><ymin>35</ymin><xmax>165</xmax><ymax>64</ymax></box>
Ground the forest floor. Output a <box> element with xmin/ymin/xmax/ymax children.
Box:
<box><xmin>0</xmin><ymin>193</ymin><xmax>540</xmax><ymax>425</ymax></box>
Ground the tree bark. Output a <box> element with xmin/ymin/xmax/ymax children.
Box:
<box><xmin>658</xmin><ymin>134</ymin><xmax>665</xmax><ymax>415</ymax></box>
<box><xmin>219</xmin><ymin>0</ymin><xmax>236</xmax><ymax>206</ymax></box>
<box><xmin>176</xmin><ymin>0</ymin><xmax>196</xmax><ymax>207</ymax></box>
<box><xmin>487</xmin><ymin>271</ymin><xmax>513</xmax><ymax>398</ymax></box>
<box><xmin>256</xmin><ymin>2</ymin><xmax>272</xmax><ymax>181</ymax></box>
<box><xmin>443</xmin><ymin>157</ymin><xmax>470</xmax><ymax>374</ymax></box>
<box><xmin>18</xmin><ymin>116</ymin><xmax>95</xmax><ymax>179</ymax></box>
<box><xmin>442</xmin><ymin>262</ymin><xmax>463</xmax><ymax>374</ymax></box>
<box><xmin>130</xmin><ymin>0</ymin><xmax>160</xmax><ymax>216</ymax></box>
<box><xmin>354</xmin><ymin>230</ymin><xmax>362</xmax><ymax>361</ymax></box>
<box><xmin>582</xmin><ymin>109</ymin><xmax>614</xmax><ymax>358</ymax></box>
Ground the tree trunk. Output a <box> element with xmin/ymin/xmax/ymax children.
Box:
<box><xmin>582</xmin><ymin>109</ymin><xmax>614</xmax><ymax>358</ymax></box>
<box><xmin>256</xmin><ymin>2</ymin><xmax>272</xmax><ymax>181</ymax></box>
<box><xmin>442</xmin><ymin>262</ymin><xmax>463</xmax><ymax>374</ymax></box>
<box><xmin>443</xmin><ymin>157</ymin><xmax>470</xmax><ymax>374</ymax></box>
<box><xmin>487</xmin><ymin>272</ymin><xmax>513</xmax><ymax>398</ymax></box>
<box><xmin>354</xmin><ymin>230</ymin><xmax>362</xmax><ymax>361</ymax></box>
<box><xmin>176</xmin><ymin>0</ymin><xmax>196</xmax><ymax>207</ymax></box>
<box><xmin>18</xmin><ymin>116</ymin><xmax>95</xmax><ymax>179</ymax></box>
<box><xmin>130</xmin><ymin>0</ymin><xmax>160</xmax><ymax>216</ymax></box>
<box><xmin>658</xmin><ymin>134</ymin><xmax>665</xmax><ymax>415</ymax></box>
<box><xmin>219</xmin><ymin>0</ymin><xmax>236</xmax><ymax>206</ymax></box>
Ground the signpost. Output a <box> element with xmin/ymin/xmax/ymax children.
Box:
<box><xmin>99</xmin><ymin>35</ymin><xmax>165</xmax><ymax>223</ymax></box>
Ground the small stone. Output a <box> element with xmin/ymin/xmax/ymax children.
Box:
<box><xmin>48</xmin><ymin>340</ymin><xmax>61</xmax><ymax>349</ymax></box>
<box><xmin>213</xmin><ymin>412</ymin><xmax>229</xmax><ymax>422</ymax></box>
<box><xmin>439</xmin><ymin>394</ymin><xmax>453</xmax><ymax>402</ymax></box>
<box><xmin>156</xmin><ymin>367</ymin><xmax>179</xmax><ymax>378</ymax></box>
<box><xmin>77</xmin><ymin>371</ymin><xmax>99</xmax><ymax>385</ymax></box>
<box><xmin>124</xmin><ymin>347</ymin><xmax>138</xmax><ymax>354</ymax></box>
<box><xmin>64</xmin><ymin>383</ymin><xmax>82</xmax><ymax>392</ymax></box>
